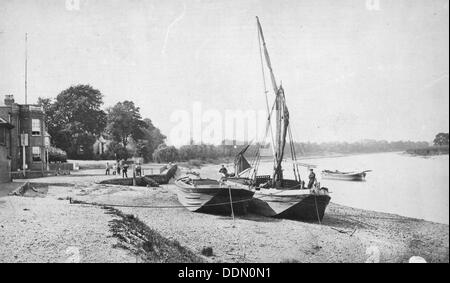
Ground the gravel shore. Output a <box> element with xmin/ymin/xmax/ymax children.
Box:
<box><xmin>0</xmin><ymin>168</ymin><xmax>448</xmax><ymax>263</ymax></box>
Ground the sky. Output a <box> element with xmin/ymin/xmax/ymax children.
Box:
<box><xmin>0</xmin><ymin>0</ymin><xmax>448</xmax><ymax>146</ymax></box>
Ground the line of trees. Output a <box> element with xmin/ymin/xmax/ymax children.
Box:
<box><xmin>151</xmin><ymin>139</ymin><xmax>432</xmax><ymax>163</ymax></box>
<box><xmin>39</xmin><ymin>84</ymin><xmax>166</xmax><ymax>161</ymax></box>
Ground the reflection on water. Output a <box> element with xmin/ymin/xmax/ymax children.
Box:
<box><xmin>255</xmin><ymin>152</ymin><xmax>449</xmax><ymax>224</ymax></box>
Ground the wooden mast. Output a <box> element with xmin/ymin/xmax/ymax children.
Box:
<box><xmin>256</xmin><ymin>17</ymin><xmax>286</xmax><ymax>186</ymax></box>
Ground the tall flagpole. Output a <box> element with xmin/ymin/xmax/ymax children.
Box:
<box><xmin>25</xmin><ymin>32</ymin><xmax>28</xmax><ymax>104</ymax></box>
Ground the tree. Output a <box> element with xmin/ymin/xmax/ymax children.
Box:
<box><xmin>137</xmin><ymin>118</ymin><xmax>166</xmax><ymax>162</ymax></box>
<box><xmin>48</xmin><ymin>146</ymin><xmax>67</xmax><ymax>163</ymax></box>
<box><xmin>37</xmin><ymin>97</ymin><xmax>55</xmax><ymax>132</ymax></box>
<box><xmin>152</xmin><ymin>144</ymin><xmax>179</xmax><ymax>163</ymax></box>
<box><xmin>105</xmin><ymin>141</ymin><xmax>129</xmax><ymax>161</ymax></box>
<box><xmin>106</xmin><ymin>101</ymin><xmax>148</xmax><ymax>147</ymax></box>
<box><xmin>39</xmin><ymin>84</ymin><xmax>107</xmax><ymax>159</ymax></box>
<box><xmin>434</xmin><ymin>133</ymin><xmax>449</xmax><ymax>146</ymax></box>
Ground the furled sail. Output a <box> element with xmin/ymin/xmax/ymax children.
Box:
<box><xmin>234</xmin><ymin>144</ymin><xmax>251</xmax><ymax>175</ymax></box>
<box><xmin>273</xmin><ymin>86</ymin><xmax>289</xmax><ymax>184</ymax></box>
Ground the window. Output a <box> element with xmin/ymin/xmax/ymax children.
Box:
<box><xmin>32</xmin><ymin>146</ymin><xmax>41</xmax><ymax>162</ymax></box>
<box><xmin>0</xmin><ymin>128</ymin><xmax>5</xmax><ymax>145</ymax></box>
<box><xmin>32</xmin><ymin>119</ymin><xmax>41</xmax><ymax>136</ymax></box>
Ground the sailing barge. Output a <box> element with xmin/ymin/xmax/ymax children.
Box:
<box><xmin>225</xmin><ymin>17</ymin><xmax>331</xmax><ymax>222</ymax></box>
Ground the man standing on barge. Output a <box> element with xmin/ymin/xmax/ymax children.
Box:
<box><xmin>308</xmin><ymin>169</ymin><xmax>316</xmax><ymax>189</ymax></box>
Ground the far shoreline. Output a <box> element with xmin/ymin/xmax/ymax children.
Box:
<box><xmin>178</xmin><ymin>151</ymin><xmax>413</xmax><ymax>169</ymax></box>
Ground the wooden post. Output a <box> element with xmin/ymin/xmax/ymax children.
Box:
<box><xmin>22</xmin><ymin>143</ymin><xmax>26</xmax><ymax>177</ymax></box>
<box><xmin>132</xmin><ymin>164</ymin><xmax>136</xmax><ymax>186</ymax></box>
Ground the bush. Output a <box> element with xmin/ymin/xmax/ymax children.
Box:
<box><xmin>48</xmin><ymin>147</ymin><xmax>67</xmax><ymax>162</ymax></box>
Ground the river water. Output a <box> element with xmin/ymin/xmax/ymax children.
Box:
<box><xmin>254</xmin><ymin>152</ymin><xmax>449</xmax><ymax>224</ymax></box>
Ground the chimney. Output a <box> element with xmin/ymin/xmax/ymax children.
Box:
<box><xmin>4</xmin><ymin>95</ymin><xmax>15</xmax><ymax>106</ymax></box>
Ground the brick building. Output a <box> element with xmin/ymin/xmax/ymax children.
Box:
<box><xmin>0</xmin><ymin>95</ymin><xmax>48</xmax><ymax>174</ymax></box>
<box><xmin>0</xmin><ymin>117</ymin><xmax>14</xmax><ymax>183</ymax></box>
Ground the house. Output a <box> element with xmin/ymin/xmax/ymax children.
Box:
<box><xmin>93</xmin><ymin>135</ymin><xmax>110</xmax><ymax>156</ymax></box>
<box><xmin>0</xmin><ymin>117</ymin><xmax>14</xmax><ymax>183</ymax></box>
<box><xmin>0</xmin><ymin>95</ymin><xmax>48</xmax><ymax>174</ymax></box>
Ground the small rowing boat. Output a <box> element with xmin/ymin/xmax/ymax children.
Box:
<box><xmin>321</xmin><ymin>170</ymin><xmax>371</xmax><ymax>181</ymax></box>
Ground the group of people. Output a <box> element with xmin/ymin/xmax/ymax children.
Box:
<box><xmin>105</xmin><ymin>160</ymin><xmax>142</xmax><ymax>178</ymax></box>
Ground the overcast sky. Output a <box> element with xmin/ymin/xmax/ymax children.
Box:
<box><xmin>0</xmin><ymin>0</ymin><xmax>448</xmax><ymax>145</ymax></box>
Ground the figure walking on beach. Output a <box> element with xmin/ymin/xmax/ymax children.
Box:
<box><xmin>135</xmin><ymin>163</ymin><xmax>142</xmax><ymax>177</ymax></box>
<box><xmin>122</xmin><ymin>163</ymin><xmax>128</xmax><ymax>178</ymax></box>
<box><xmin>105</xmin><ymin>162</ymin><xmax>110</xmax><ymax>175</ymax></box>
<box><xmin>308</xmin><ymin>168</ymin><xmax>316</xmax><ymax>189</ymax></box>
<box><xmin>117</xmin><ymin>160</ymin><xmax>122</xmax><ymax>175</ymax></box>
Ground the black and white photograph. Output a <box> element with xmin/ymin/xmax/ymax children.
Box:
<box><xmin>0</xmin><ymin>0</ymin><xmax>448</xmax><ymax>266</ymax></box>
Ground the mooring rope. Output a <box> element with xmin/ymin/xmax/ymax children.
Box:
<box><xmin>314</xmin><ymin>194</ymin><xmax>322</xmax><ymax>225</ymax></box>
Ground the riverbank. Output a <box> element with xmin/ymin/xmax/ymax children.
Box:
<box><xmin>0</xmin><ymin>169</ymin><xmax>448</xmax><ymax>263</ymax></box>
<box><xmin>406</xmin><ymin>146</ymin><xmax>449</xmax><ymax>156</ymax></box>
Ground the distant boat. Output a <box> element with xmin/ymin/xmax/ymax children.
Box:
<box><xmin>321</xmin><ymin>170</ymin><xmax>371</xmax><ymax>181</ymax></box>
<box><xmin>175</xmin><ymin>173</ymin><xmax>254</xmax><ymax>215</ymax></box>
<box><xmin>98</xmin><ymin>164</ymin><xmax>179</xmax><ymax>186</ymax></box>
<box><xmin>145</xmin><ymin>164</ymin><xmax>179</xmax><ymax>184</ymax></box>
<box><xmin>224</xmin><ymin>17</ymin><xmax>331</xmax><ymax>222</ymax></box>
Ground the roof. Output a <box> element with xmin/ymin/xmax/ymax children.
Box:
<box><xmin>0</xmin><ymin>117</ymin><xmax>14</xmax><ymax>129</ymax></box>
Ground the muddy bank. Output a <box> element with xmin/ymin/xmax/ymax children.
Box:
<box><xmin>105</xmin><ymin>207</ymin><xmax>203</xmax><ymax>263</ymax></box>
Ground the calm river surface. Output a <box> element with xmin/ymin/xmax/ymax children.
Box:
<box><xmin>254</xmin><ymin>152</ymin><xmax>449</xmax><ymax>224</ymax></box>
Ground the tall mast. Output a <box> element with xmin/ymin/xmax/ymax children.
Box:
<box><xmin>256</xmin><ymin>16</ymin><xmax>280</xmax><ymax>159</ymax></box>
<box><xmin>256</xmin><ymin>17</ymin><xmax>278</xmax><ymax>98</ymax></box>
<box><xmin>256</xmin><ymin>17</ymin><xmax>287</xmax><ymax>185</ymax></box>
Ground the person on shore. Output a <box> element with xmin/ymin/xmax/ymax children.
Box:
<box><xmin>219</xmin><ymin>165</ymin><xmax>228</xmax><ymax>178</ymax></box>
<box><xmin>116</xmin><ymin>161</ymin><xmax>121</xmax><ymax>175</ymax></box>
<box><xmin>135</xmin><ymin>163</ymin><xmax>142</xmax><ymax>177</ymax></box>
<box><xmin>307</xmin><ymin>168</ymin><xmax>316</xmax><ymax>189</ymax></box>
<box><xmin>122</xmin><ymin>163</ymin><xmax>129</xmax><ymax>178</ymax></box>
<box><xmin>105</xmin><ymin>162</ymin><xmax>110</xmax><ymax>175</ymax></box>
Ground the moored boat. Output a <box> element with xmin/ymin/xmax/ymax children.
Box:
<box><xmin>145</xmin><ymin>164</ymin><xmax>179</xmax><ymax>184</ymax></box>
<box><xmin>175</xmin><ymin>174</ymin><xmax>254</xmax><ymax>215</ymax></box>
<box><xmin>321</xmin><ymin>170</ymin><xmax>371</xmax><ymax>181</ymax></box>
